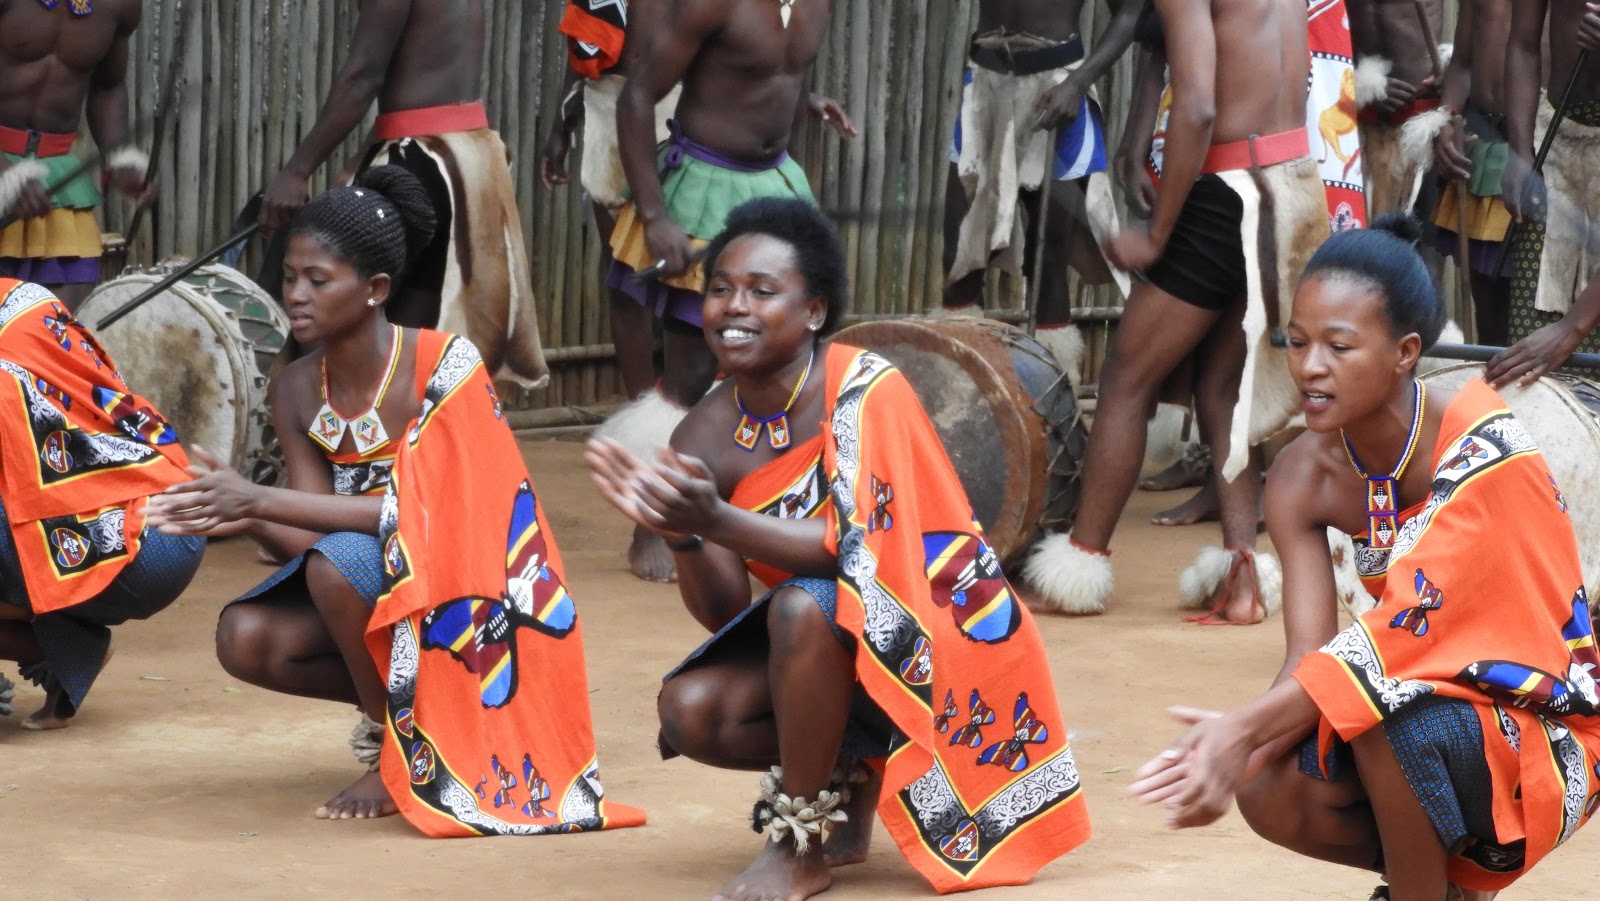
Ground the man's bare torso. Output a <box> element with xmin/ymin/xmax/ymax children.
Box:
<box><xmin>675</xmin><ymin>0</ymin><xmax>834</xmax><ymax>161</ymax></box>
<box><xmin>1463</xmin><ymin>0</ymin><xmax>1512</xmax><ymax>114</ymax></box>
<box><xmin>376</xmin><ymin>0</ymin><xmax>484</xmax><ymax>113</ymax></box>
<box><xmin>1544</xmin><ymin>0</ymin><xmax>1600</xmax><ymax>103</ymax></box>
<box><xmin>1209</xmin><ymin>0</ymin><xmax>1308</xmax><ymax>143</ymax></box>
<box><xmin>0</xmin><ymin>0</ymin><xmax>138</xmax><ymax>134</ymax></box>
<box><xmin>975</xmin><ymin>0</ymin><xmax>1086</xmax><ymax>42</ymax></box>
<box><xmin>1348</xmin><ymin>0</ymin><xmax>1445</xmax><ymax>89</ymax></box>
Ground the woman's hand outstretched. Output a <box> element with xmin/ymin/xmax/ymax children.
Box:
<box><xmin>141</xmin><ymin>445</ymin><xmax>258</xmax><ymax>537</ymax></box>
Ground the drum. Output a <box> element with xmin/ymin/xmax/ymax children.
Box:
<box><xmin>75</xmin><ymin>262</ymin><xmax>289</xmax><ymax>483</ymax></box>
<box><xmin>832</xmin><ymin>318</ymin><xmax>1087</xmax><ymax>564</ymax></box>
<box><xmin>1420</xmin><ymin>364</ymin><xmax>1600</xmax><ymax>594</ymax></box>
<box><xmin>98</xmin><ymin>232</ymin><xmax>128</xmax><ymax>284</ymax></box>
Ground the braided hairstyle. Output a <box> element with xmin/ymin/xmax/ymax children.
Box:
<box><xmin>287</xmin><ymin>165</ymin><xmax>437</xmax><ymax>295</ymax></box>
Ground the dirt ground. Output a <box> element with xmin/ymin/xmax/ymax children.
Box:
<box><xmin>2</xmin><ymin>438</ymin><xmax>1593</xmax><ymax>900</ymax></box>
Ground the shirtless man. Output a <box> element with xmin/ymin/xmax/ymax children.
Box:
<box><xmin>942</xmin><ymin>0</ymin><xmax>1138</xmax><ymax>374</ymax></box>
<box><xmin>1030</xmin><ymin>0</ymin><xmax>1326</xmax><ymax>623</ymax></box>
<box><xmin>1432</xmin><ymin>0</ymin><xmax>1515</xmax><ymax>347</ymax></box>
<box><xmin>258</xmin><ymin>0</ymin><xmax>547</xmax><ymax>387</ymax></box>
<box><xmin>1487</xmin><ymin>0</ymin><xmax>1600</xmax><ymax>380</ymax></box>
<box><xmin>0</xmin><ymin>0</ymin><xmax>150</xmax><ymax>311</ymax></box>
<box><xmin>599</xmin><ymin>0</ymin><xmax>840</xmax><ymax>583</ymax></box>
<box><xmin>1347</xmin><ymin>0</ymin><xmax>1446</xmax><ymax>218</ymax></box>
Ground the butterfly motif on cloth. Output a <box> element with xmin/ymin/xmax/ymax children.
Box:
<box><xmin>949</xmin><ymin>689</ymin><xmax>995</xmax><ymax>749</ymax></box>
<box><xmin>868</xmin><ymin>475</ymin><xmax>894</xmax><ymax>533</ymax></box>
<box><xmin>43</xmin><ymin>304</ymin><xmax>74</xmax><ymax>350</ymax></box>
<box><xmin>420</xmin><ymin>481</ymin><xmax>577</xmax><ymax>708</ymax></box>
<box><xmin>1551</xmin><ymin>473</ymin><xmax>1569</xmax><ymax>513</ymax></box>
<box><xmin>521</xmin><ymin>755</ymin><xmax>552</xmax><ymax>818</ymax></box>
<box><xmin>1443</xmin><ymin>438</ymin><xmax>1490</xmax><ymax>472</ymax></box>
<box><xmin>1389</xmin><ymin>568</ymin><xmax>1443</xmax><ymax>637</ymax></box>
<box><xmin>934</xmin><ymin>690</ymin><xmax>959</xmax><ymax>733</ymax></box>
<box><xmin>976</xmin><ymin>692</ymin><xmax>1048</xmax><ymax>772</ymax></box>
<box><xmin>489</xmin><ymin>754</ymin><xmax>519</xmax><ymax>808</ymax></box>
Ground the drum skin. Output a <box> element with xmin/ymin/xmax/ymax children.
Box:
<box><xmin>832</xmin><ymin>318</ymin><xmax>1086</xmax><ymax>564</ymax></box>
<box><xmin>1420</xmin><ymin>364</ymin><xmax>1600</xmax><ymax>594</ymax></box>
<box><xmin>76</xmin><ymin>264</ymin><xmax>288</xmax><ymax>474</ymax></box>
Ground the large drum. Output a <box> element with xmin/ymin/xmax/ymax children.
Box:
<box><xmin>1420</xmin><ymin>364</ymin><xmax>1600</xmax><ymax>593</ymax></box>
<box><xmin>76</xmin><ymin>263</ymin><xmax>288</xmax><ymax>483</ymax></box>
<box><xmin>832</xmin><ymin>318</ymin><xmax>1086</xmax><ymax>564</ymax></box>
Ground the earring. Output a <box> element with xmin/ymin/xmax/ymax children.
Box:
<box><xmin>808</xmin><ymin>322</ymin><xmax>821</xmax><ymax>332</ymax></box>
<box><xmin>367</xmin><ymin>298</ymin><xmax>378</xmax><ymax>308</ymax></box>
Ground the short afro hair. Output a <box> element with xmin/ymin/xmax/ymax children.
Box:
<box><xmin>702</xmin><ymin>197</ymin><xmax>849</xmax><ymax>335</ymax></box>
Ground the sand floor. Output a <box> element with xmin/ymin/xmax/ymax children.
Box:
<box><xmin>2</xmin><ymin>438</ymin><xmax>1593</xmax><ymax>900</ymax></box>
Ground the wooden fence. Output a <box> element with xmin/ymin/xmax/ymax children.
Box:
<box><xmin>101</xmin><ymin>1</ymin><xmax>1460</xmax><ymax>413</ymax></box>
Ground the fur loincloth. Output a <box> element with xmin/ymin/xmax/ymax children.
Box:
<box><xmin>949</xmin><ymin>33</ymin><xmax>1126</xmax><ymax>296</ymax></box>
<box><xmin>580</xmin><ymin>75</ymin><xmax>681</xmax><ymax>209</ymax></box>
<box><xmin>1521</xmin><ymin>99</ymin><xmax>1600</xmax><ymax>314</ymax></box>
<box><xmin>1215</xmin><ymin>156</ymin><xmax>1330</xmax><ymax>481</ymax></box>
<box><xmin>1359</xmin><ymin>112</ymin><xmax>1445</xmax><ymax>217</ymax></box>
<box><xmin>369</xmin><ymin>129</ymin><xmax>550</xmax><ymax>387</ymax></box>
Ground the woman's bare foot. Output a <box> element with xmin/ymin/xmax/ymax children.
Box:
<box><xmin>314</xmin><ymin>770</ymin><xmax>398</xmax><ymax>820</ymax></box>
<box><xmin>1139</xmin><ymin>450</ymin><xmax>1208</xmax><ymax>492</ymax></box>
<box><xmin>20</xmin><ymin>687</ymin><xmax>71</xmax><ymax>730</ymax></box>
<box><xmin>714</xmin><ymin>841</ymin><xmax>833</xmax><ymax>901</ymax></box>
<box><xmin>821</xmin><ymin>768</ymin><xmax>881</xmax><ymax>867</ymax></box>
<box><xmin>628</xmin><ymin>525</ymin><xmax>678</xmax><ymax>583</ymax></box>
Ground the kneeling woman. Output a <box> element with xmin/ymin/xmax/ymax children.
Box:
<box><xmin>147</xmin><ymin>168</ymin><xmax>642</xmax><ymax>835</ymax></box>
<box><xmin>1131</xmin><ymin>218</ymin><xmax>1600</xmax><ymax>900</ymax></box>
<box><xmin>588</xmin><ymin>198</ymin><xmax>1089</xmax><ymax>900</ymax></box>
<box><xmin>0</xmin><ymin>279</ymin><xmax>203</xmax><ymax>728</ymax></box>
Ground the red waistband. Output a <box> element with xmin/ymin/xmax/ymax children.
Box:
<box><xmin>1358</xmin><ymin>97</ymin><xmax>1442</xmax><ymax>126</ymax></box>
<box><xmin>373</xmin><ymin>101</ymin><xmax>489</xmax><ymax>141</ymax></box>
<box><xmin>1201</xmin><ymin>128</ymin><xmax>1310</xmax><ymax>174</ymax></box>
<box><xmin>0</xmin><ymin>125</ymin><xmax>77</xmax><ymax>158</ymax></box>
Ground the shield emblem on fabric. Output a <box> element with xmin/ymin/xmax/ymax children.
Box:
<box><xmin>51</xmin><ymin>527</ymin><xmax>87</xmax><ymax>568</ymax></box>
<box><xmin>409</xmin><ymin>740</ymin><xmax>437</xmax><ymax>784</ymax></box>
<box><xmin>922</xmin><ymin>531</ymin><xmax>1021</xmax><ymax>643</ymax></box>
<box><xmin>938</xmin><ymin>818</ymin><xmax>981</xmax><ymax>862</ymax></box>
<box><xmin>41</xmin><ymin>430</ymin><xmax>72</xmax><ymax>474</ymax></box>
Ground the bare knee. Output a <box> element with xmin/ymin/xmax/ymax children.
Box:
<box><xmin>1237</xmin><ymin>753</ymin><xmax>1313</xmax><ymax>845</ymax></box>
<box><xmin>215</xmin><ymin>604</ymin><xmax>276</xmax><ymax>684</ymax></box>
<box><xmin>765</xmin><ymin>586</ymin><xmax>835</xmax><ymax>653</ymax></box>
<box><xmin>657</xmin><ymin>671</ymin><xmax>729</xmax><ymax>762</ymax></box>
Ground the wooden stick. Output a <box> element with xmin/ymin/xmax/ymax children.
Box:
<box><xmin>1493</xmin><ymin>50</ymin><xmax>1591</xmax><ymax>278</ymax></box>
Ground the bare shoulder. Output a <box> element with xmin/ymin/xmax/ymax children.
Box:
<box><xmin>270</xmin><ymin>353</ymin><xmax>323</xmax><ymax>417</ymax></box>
<box><xmin>672</xmin><ymin>380</ymin><xmax>734</xmax><ymax>458</ymax></box>
<box><xmin>109</xmin><ymin>0</ymin><xmax>143</xmax><ymax>32</ymax></box>
<box><xmin>1264</xmin><ymin>430</ymin><xmax>1342</xmax><ymax>526</ymax></box>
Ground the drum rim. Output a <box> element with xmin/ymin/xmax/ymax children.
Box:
<box><xmin>833</xmin><ymin>318</ymin><xmax>1049</xmax><ymax>562</ymax></box>
<box><xmin>78</xmin><ymin>273</ymin><xmax>261</xmax><ymax>470</ymax></box>
<box><xmin>1420</xmin><ymin>363</ymin><xmax>1600</xmax><ymax>448</ymax></box>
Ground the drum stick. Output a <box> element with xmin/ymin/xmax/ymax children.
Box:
<box><xmin>0</xmin><ymin>152</ymin><xmax>105</xmax><ymax>230</ymax></box>
<box><xmin>1450</xmin><ymin>115</ymin><xmax>1476</xmax><ymax>338</ymax></box>
<box><xmin>1410</xmin><ymin>0</ymin><xmax>1444</xmax><ymax>80</ymax></box>
<box><xmin>124</xmin><ymin>2</ymin><xmax>193</xmax><ymax>258</ymax></box>
<box><xmin>1026</xmin><ymin>127</ymin><xmax>1060</xmax><ymax>337</ymax></box>
<box><xmin>1492</xmin><ymin>50</ymin><xmax>1590</xmax><ymax>278</ymax></box>
<box><xmin>628</xmin><ymin>246</ymin><xmax>710</xmax><ymax>284</ymax></box>
<box><xmin>94</xmin><ymin>223</ymin><xmax>260</xmax><ymax>331</ymax></box>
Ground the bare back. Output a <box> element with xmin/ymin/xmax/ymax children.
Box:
<box><xmin>1348</xmin><ymin>0</ymin><xmax>1445</xmax><ymax>90</ymax></box>
<box><xmin>976</xmin><ymin>0</ymin><xmax>1088</xmax><ymax>42</ymax></box>
<box><xmin>1545</xmin><ymin>0</ymin><xmax>1600</xmax><ymax>104</ymax></box>
<box><xmin>376</xmin><ymin>0</ymin><xmax>484</xmax><ymax>112</ymax></box>
<box><xmin>1210</xmin><ymin>0</ymin><xmax>1309</xmax><ymax>143</ymax></box>
<box><xmin>673</xmin><ymin>0</ymin><xmax>834</xmax><ymax>161</ymax></box>
<box><xmin>0</xmin><ymin>0</ymin><xmax>138</xmax><ymax>133</ymax></box>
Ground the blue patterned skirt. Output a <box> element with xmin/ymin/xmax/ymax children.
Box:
<box><xmin>0</xmin><ymin>495</ymin><xmax>204</xmax><ymax>714</ymax></box>
<box><xmin>1300</xmin><ymin>695</ymin><xmax>1504</xmax><ymax>863</ymax></box>
<box><xmin>232</xmin><ymin>532</ymin><xmax>386</xmax><ymax>608</ymax></box>
<box><xmin>660</xmin><ymin>576</ymin><xmax>898</xmax><ymax>761</ymax></box>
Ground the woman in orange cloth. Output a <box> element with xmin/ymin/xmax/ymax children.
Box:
<box><xmin>587</xmin><ymin>197</ymin><xmax>1088</xmax><ymax>900</ymax></box>
<box><xmin>1130</xmin><ymin>216</ymin><xmax>1600</xmax><ymax>900</ymax></box>
<box><xmin>0</xmin><ymin>278</ymin><xmax>203</xmax><ymax>729</ymax></box>
<box><xmin>145</xmin><ymin>167</ymin><xmax>643</xmax><ymax>836</ymax></box>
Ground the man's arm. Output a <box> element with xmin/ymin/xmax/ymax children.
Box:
<box><xmin>84</xmin><ymin>4</ymin><xmax>138</xmax><ymax>154</ymax></box>
<box><xmin>1115</xmin><ymin>43</ymin><xmax>1167</xmax><ymax>217</ymax></box>
<box><xmin>1432</xmin><ymin>0</ymin><xmax>1475</xmax><ymax>180</ymax></box>
<box><xmin>1107</xmin><ymin>0</ymin><xmax>1213</xmax><ymax>270</ymax></box>
<box><xmin>616</xmin><ymin>0</ymin><xmax>725</xmax><ymax>276</ymax></box>
<box><xmin>260</xmin><ymin>0</ymin><xmax>414</xmax><ymax>229</ymax></box>
<box><xmin>1501</xmin><ymin>0</ymin><xmax>1547</xmax><ymax>220</ymax></box>
<box><xmin>1034</xmin><ymin>0</ymin><xmax>1142</xmax><ymax>130</ymax></box>
<box><xmin>539</xmin><ymin>61</ymin><xmax>586</xmax><ymax>191</ymax></box>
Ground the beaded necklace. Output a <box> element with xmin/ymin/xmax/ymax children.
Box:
<box><xmin>1340</xmin><ymin>379</ymin><xmax>1425</xmax><ymax>550</ymax></box>
<box><xmin>733</xmin><ymin>348</ymin><xmax>813</xmax><ymax>452</ymax></box>
<box><xmin>308</xmin><ymin>325</ymin><xmax>402</xmax><ymax>455</ymax></box>
<box><xmin>777</xmin><ymin>0</ymin><xmax>797</xmax><ymax>28</ymax></box>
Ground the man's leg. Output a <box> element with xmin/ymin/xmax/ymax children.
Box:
<box><xmin>1469</xmin><ymin>270</ymin><xmax>1510</xmax><ymax>348</ymax></box>
<box><xmin>1070</xmin><ymin>284</ymin><xmax>1223</xmax><ymax>551</ymax></box>
<box><xmin>596</xmin><ymin>201</ymin><xmax>658</xmax><ymax>398</ymax></box>
<box><xmin>1191</xmin><ymin>298</ymin><xmax>1267</xmax><ymax>623</ymax></box>
<box><xmin>942</xmin><ymin>163</ymin><xmax>985</xmax><ymax>311</ymax></box>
